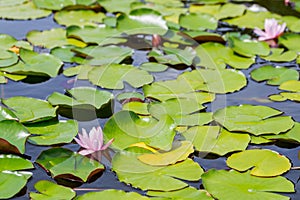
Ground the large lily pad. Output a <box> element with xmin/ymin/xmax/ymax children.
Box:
<box><xmin>2</xmin><ymin>96</ymin><xmax>57</xmax><ymax>123</ymax></box>
<box><xmin>112</xmin><ymin>151</ymin><xmax>203</xmax><ymax>191</ymax></box>
<box><xmin>27</xmin><ymin>120</ymin><xmax>78</xmax><ymax>146</ymax></box>
<box><xmin>250</xmin><ymin>65</ymin><xmax>299</xmax><ymax>85</ymax></box>
<box><xmin>36</xmin><ymin>148</ymin><xmax>104</xmax><ymax>182</ymax></box>
<box><xmin>104</xmin><ymin>111</ymin><xmax>176</xmax><ymax>151</ymax></box>
<box><xmin>137</xmin><ymin>141</ymin><xmax>194</xmax><ymax>166</ymax></box>
<box><xmin>195</xmin><ymin>42</ymin><xmax>255</xmax><ymax>69</ymax></box>
<box><xmin>54</xmin><ymin>10</ymin><xmax>105</xmax><ymax>27</ymax></box>
<box><xmin>27</xmin><ymin>28</ymin><xmax>86</xmax><ymax>49</ymax></box>
<box><xmin>260</xmin><ymin>48</ymin><xmax>297</xmax><ymax>62</ymax></box>
<box><xmin>213</xmin><ymin>105</ymin><xmax>295</xmax><ymax>135</ymax></box>
<box><xmin>279</xmin><ymin>33</ymin><xmax>300</xmax><ymax>52</ymax></box>
<box><xmin>179</xmin><ymin>13</ymin><xmax>218</xmax><ymax>31</ymax></box>
<box><xmin>0</xmin><ymin>120</ymin><xmax>30</xmax><ymax>154</ymax></box>
<box><xmin>77</xmin><ymin>189</ymin><xmax>150</xmax><ymax>200</ymax></box>
<box><xmin>202</xmin><ymin>169</ymin><xmax>294</xmax><ymax>200</ymax></box>
<box><xmin>88</xmin><ymin>64</ymin><xmax>153</xmax><ymax>89</ymax></box>
<box><xmin>227</xmin><ymin>149</ymin><xmax>291</xmax><ymax>177</ymax></box>
<box><xmin>33</xmin><ymin>0</ymin><xmax>96</xmax><ymax>10</ymax></box>
<box><xmin>0</xmin><ymin>1</ymin><xmax>51</xmax><ymax>20</ymax></box>
<box><xmin>30</xmin><ymin>180</ymin><xmax>76</xmax><ymax>200</ymax></box>
<box><xmin>1</xmin><ymin>48</ymin><xmax>63</xmax><ymax>77</ymax></box>
<box><xmin>183</xmin><ymin>126</ymin><xmax>250</xmax><ymax>155</ymax></box>
<box><xmin>0</xmin><ymin>155</ymin><xmax>33</xmax><ymax>199</ymax></box>
<box><xmin>117</xmin><ymin>8</ymin><xmax>168</xmax><ymax>35</ymax></box>
<box><xmin>72</xmin><ymin>45</ymin><xmax>133</xmax><ymax>65</ymax></box>
<box><xmin>67</xmin><ymin>26</ymin><xmax>125</xmax><ymax>46</ymax></box>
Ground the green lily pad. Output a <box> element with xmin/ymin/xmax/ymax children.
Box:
<box><xmin>1</xmin><ymin>48</ymin><xmax>63</xmax><ymax>77</ymax></box>
<box><xmin>33</xmin><ymin>0</ymin><xmax>96</xmax><ymax>10</ymax></box>
<box><xmin>0</xmin><ymin>106</ymin><xmax>18</xmax><ymax>121</ymax></box>
<box><xmin>139</xmin><ymin>62</ymin><xmax>168</xmax><ymax>72</ymax></box>
<box><xmin>67</xmin><ymin>26</ymin><xmax>125</xmax><ymax>46</ymax></box>
<box><xmin>51</xmin><ymin>46</ymin><xmax>76</xmax><ymax>63</ymax></box>
<box><xmin>88</xmin><ymin>64</ymin><xmax>153</xmax><ymax>89</ymax></box>
<box><xmin>0</xmin><ymin>0</ymin><xmax>26</xmax><ymax>6</ymax></box>
<box><xmin>54</xmin><ymin>10</ymin><xmax>105</xmax><ymax>27</ymax></box>
<box><xmin>179</xmin><ymin>13</ymin><xmax>218</xmax><ymax>31</ymax></box>
<box><xmin>250</xmin><ymin>65</ymin><xmax>299</xmax><ymax>85</ymax></box>
<box><xmin>122</xmin><ymin>102</ymin><xmax>150</xmax><ymax>116</ymax></box>
<box><xmin>227</xmin><ymin>149</ymin><xmax>291</xmax><ymax>177</ymax></box>
<box><xmin>283</xmin><ymin>16</ymin><xmax>300</xmax><ymax>33</ymax></box>
<box><xmin>137</xmin><ymin>141</ymin><xmax>194</xmax><ymax>166</ymax></box>
<box><xmin>213</xmin><ymin>105</ymin><xmax>295</xmax><ymax>135</ymax></box>
<box><xmin>27</xmin><ymin>28</ymin><xmax>86</xmax><ymax>49</ymax></box>
<box><xmin>27</xmin><ymin>120</ymin><xmax>78</xmax><ymax>146</ymax></box>
<box><xmin>112</xmin><ymin>151</ymin><xmax>203</xmax><ymax>191</ymax></box>
<box><xmin>104</xmin><ymin>111</ymin><xmax>176</xmax><ymax>151</ymax></box>
<box><xmin>260</xmin><ymin>48</ymin><xmax>297</xmax><ymax>62</ymax></box>
<box><xmin>117</xmin><ymin>92</ymin><xmax>144</xmax><ymax>102</ymax></box>
<box><xmin>147</xmin><ymin>187</ymin><xmax>213</xmax><ymax>200</ymax></box>
<box><xmin>280</xmin><ymin>80</ymin><xmax>300</xmax><ymax>92</ymax></box>
<box><xmin>63</xmin><ymin>65</ymin><xmax>94</xmax><ymax>79</ymax></box>
<box><xmin>269</xmin><ymin>80</ymin><xmax>300</xmax><ymax>102</ymax></box>
<box><xmin>0</xmin><ymin>120</ymin><xmax>30</xmax><ymax>154</ymax></box>
<box><xmin>72</xmin><ymin>45</ymin><xmax>133</xmax><ymax>65</ymax></box>
<box><xmin>77</xmin><ymin>189</ymin><xmax>150</xmax><ymax>200</ymax></box>
<box><xmin>149</xmin><ymin>47</ymin><xmax>197</xmax><ymax>66</ymax></box>
<box><xmin>36</xmin><ymin>148</ymin><xmax>104</xmax><ymax>182</ymax></box>
<box><xmin>0</xmin><ymin>1</ymin><xmax>51</xmax><ymax>20</ymax></box>
<box><xmin>30</xmin><ymin>180</ymin><xmax>76</xmax><ymax>200</ymax></box>
<box><xmin>2</xmin><ymin>96</ymin><xmax>57</xmax><ymax>123</ymax></box>
<box><xmin>0</xmin><ymin>49</ymin><xmax>18</xmax><ymax>67</ymax></box>
<box><xmin>263</xmin><ymin>122</ymin><xmax>300</xmax><ymax>143</ymax></box>
<box><xmin>0</xmin><ymin>155</ymin><xmax>33</xmax><ymax>199</ymax></box>
<box><xmin>224</xmin><ymin>11</ymin><xmax>281</xmax><ymax>29</ymax></box>
<box><xmin>228</xmin><ymin>34</ymin><xmax>270</xmax><ymax>57</ymax></box>
<box><xmin>195</xmin><ymin>42</ymin><xmax>255</xmax><ymax>69</ymax></box>
<box><xmin>202</xmin><ymin>169</ymin><xmax>294</xmax><ymax>200</ymax></box>
<box><xmin>149</xmin><ymin>98</ymin><xmax>213</xmax><ymax>126</ymax></box>
<box><xmin>117</xmin><ymin>8</ymin><xmax>168</xmax><ymax>35</ymax></box>
<box><xmin>279</xmin><ymin>33</ymin><xmax>300</xmax><ymax>52</ymax></box>
<box><xmin>98</xmin><ymin>0</ymin><xmax>137</xmax><ymax>14</ymax></box>
<box><xmin>183</xmin><ymin>126</ymin><xmax>250</xmax><ymax>156</ymax></box>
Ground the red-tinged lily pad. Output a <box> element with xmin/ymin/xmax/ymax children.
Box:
<box><xmin>36</xmin><ymin>148</ymin><xmax>104</xmax><ymax>182</ymax></box>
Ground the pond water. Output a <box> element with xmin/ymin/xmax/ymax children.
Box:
<box><xmin>0</xmin><ymin>1</ymin><xmax>300</xmax><ymax>199</ymax></box>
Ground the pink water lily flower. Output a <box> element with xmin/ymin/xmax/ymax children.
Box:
<box><xmin>285</xmin><ymin>0</ymin><xmax>290</xmax><ymax>6</ymax></box>
<box><xmin>254</xmin><ymin>18</ymin><xmax>286</xmax><ymax>42</ymax></box>
<box><xmin>74</xmin><ymin>126</ymin><xmax>114</xmax><ymax>156</ymax></box>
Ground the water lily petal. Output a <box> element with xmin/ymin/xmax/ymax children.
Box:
<box><xmin>101</xmin><ymin>138</ymin><xmax>114</xmax><ymax>150</ymax></box>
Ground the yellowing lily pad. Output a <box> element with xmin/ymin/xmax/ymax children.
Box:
<box><xmin>227</xmin><ymin>149</ymin><xmax>291</xmax><ymax>177</ymax></box>
<box><xmin>137</xmin><ymin>141</ymin><xmax>194</xmax><ymax>166</ymax></box>
<box><xmin>269</xmin><ymin>80</ymin><xmax>300</xmax><ymax>102</ymax></box>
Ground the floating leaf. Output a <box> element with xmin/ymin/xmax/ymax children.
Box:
<box><xmin>0</xmin><ymin>0</ymin><xmax>26</xmax><ymax>6</ymax></box>
<box><xmin>112</xmin><ymin>151</ymin><xmax>203</xmax><ymax>191</ymax></box>
<box><xmin>0</xmin><ymin>155</ymin><xmax>33</xmax><ymax>199</ymax></box>
<box><xmin>73</xmin><ymin>45</ymin><xmax>133</xmax><ymax>65</ymax></box>
<box><xmin>1</xmin><ymin>48</ymin><xmax>63</xmax><ymax>77</ymax></box>
<box><xmin>179</xmin><ymin>13</ymin><xmax>218</xmax><ymax>31</ymax></box>
<box><xmin>88</xmin><ymin>64</ymin><xmax>153</xmax><ymax>89</ymax></box>
<box><xmin>51</xmin><ymin>46</ymin><xmax>76</xmax><ymax>63</ymax></box>
<box><xmin>98</xmin><ymin>0</ymin><xmax>137</xmax><ymax>13</ymax></box>
<box><xmin>0</xmin><ymin>120</ymin><xmax>30</xmax><ymax>154</ymax></box>
<box><xmin>54</xmin><ymin>10</ymin><xmax>105</xmax><ymax>27</ymax></box>
<box><xmin>27</xmin><ymin>120</ymin><xmax>78</xmax><ymax>146</ymax></box>
<box><xmin>123</xmin><ymin>102</ymin><xmax>150</xmax><ymax>116</ymax></box>
<box><xmin>137</xmin><ymin>141</ymin><xmax>194</xmax><ymax>166</ymax></box>
<box><xmin>250</xmin><ymin>65</ymin><xmax>299</xmax><ymax>85</ymax></box>
<box><xmin>260</xmin><ymin>48</ymin><xmax>297</xmax><ymax>62</ymax></box>
<box><xmin>263</xmin><ymin>122</ymin><xmax>300</xmax><ymax>143</ymax></box>
<box><xmin>2</xmin><ymin>96</ymin><xmax>57</xmax><ymax>123</ymax></box>
<box><xmin>36</xmin><ymin>148</ymin><xmax>104</xmax><ymax>182</ymax></box>
<box><xmin>117</xmin><ymin>8</ymin><xmax>168</xmax><ymax>35</ymax></box>
<box><xmin>139</xmin><ymin>62</ymin><xmax>168</xmax><ymax>72</ymax></box>
<box><xmin>104</xmin><ymin>111</ymin><xmax>176</xmax><ymax>151</ymax></box>
<box><xmin>77</xmin><ymin>189</ymin><xmax>150</xmax><ymax>200</ymax></box>
<box><xmin>269</xmin><ymin>80</ymin><xmax>300</xmax><ymax>102</ymax></box>
<box><xmin>279</xmin><ymin>33</ymin><xmax>300</xmax><ymax>52</ymax></box>
<box><xmin>27</xmin><ymin>28</ymin><xmax>86</xmax><ymax>49</ymax></box>
<box><xmin>227</xmin><ymin>149</ymin><xmax>291</xmax><ymax>176</ymax></box>
<box><xmin>0</xmin><ymin>1</ymin><xmax>51</xmax><ymax>20</ymax></box>
<box><xmin>228</xmin><ymin>34</ymin><xmax>270</xmax><ymax>57</ymax></box>
<box><xmin>33</xmin><ymin>0</ymin><xmax>96</xmax><ymax>10</ymax></box>
<box><xmin>67</xmin><ymin>26</ymin><xmax>125</xmax><ymax>46</ymax></box>
<box><xmin>0</xmin><ymin>106</ymin><xmax>18</xmax><ymax>121</ymax></box>
<box><xmin>183</xmin><ymin>126</ymin><xmax>250</xmax><ymax>155</ymax></box>
<box><xmin>0</xmin><ymin>49</ymin><xmax>18</xmax><ymax>67</ymax></box>
<box><xmin>147</xmin><ymin>187</ymin><xmax>213</xmax><ymax>200</ymax></box>
<box><xmin>195</xmin><ymin>42</ymin><xmax>255</xmax><ymax>69</ymax></box>
<box><xmin>149</xmin><ymin>98</ymin><xmax>213</xmax><ymax>126</ymax></box>
<box><xmin>213</xmin><ymin>105</ymin><xmax>294</xmax><ymax>135</ymax></box>
<box><xmin>30</xmin><ymin>180</ymin><xmax>76</xmax><ymax>200</ymax></box>
<box><xmin>283</xmin><ymin>16</ymin><xmax>300</xmax><ymax>33</ymax></box>
<box><xmin>202</xmin><ymin>169</ymin><xmax>294</xmax><ymax>200</ymax></box>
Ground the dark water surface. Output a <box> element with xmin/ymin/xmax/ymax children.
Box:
<box><xmin>0</xmin><ymin>8</ymin><xmax>299</xmax><ymax>200</ymax></box>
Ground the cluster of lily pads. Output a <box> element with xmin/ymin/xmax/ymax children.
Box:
<box><xmin>0</xmin><ymin>0</ymin><xmax>299</xmax><ymax>199</ymax></box>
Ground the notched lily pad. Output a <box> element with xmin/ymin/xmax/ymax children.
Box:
<box><xmin>36</xmin><ymin>148</ymin><xmax>104</xmax><ymax>182</ymax></box>
<box><xmin>213</xmin><ymin>105</ymin><xmax>295</xmax><ymax>135</ymax></box>
<box><xmin>227</xmin><ymin>149</ymin><xmax>291</xmax><ymax>177</ymax></box>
